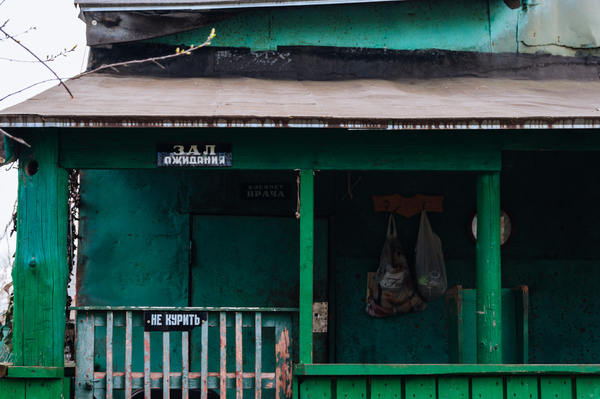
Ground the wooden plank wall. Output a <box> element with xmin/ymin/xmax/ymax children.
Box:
<box><xmin>299</xmin><ymin>376</ymin><xmax>600</xmax><ymax>399</ymax></box>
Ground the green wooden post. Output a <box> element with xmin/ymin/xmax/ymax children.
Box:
<box><xmin>12</xmin><ymin>130</ymin><xmax>69</xmax><ymax>368</ymax></box>
<box><xmin>476</xmin><ymin>172</ymin><xmax>502</xmax><ymax>364</ymax></box>
<box><xmin>299</xmin><ymin>169</ymin><xmax>314</xmax><ymax>364</ymax></box>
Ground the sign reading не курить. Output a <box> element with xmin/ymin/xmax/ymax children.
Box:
<box><xmin>144</xmin><ymin>311</ymin><xmax>208</xmax><ymax>331</ymax></box>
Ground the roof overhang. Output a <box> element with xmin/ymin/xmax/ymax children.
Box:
<box><xmin>2</xmin><ymin>74</ymin><xmax>600</xmax><ymax>130</ymax></box>
<box><xmin>76</xmin><ymin>0</ymin><xmax>429</xmax><ymax>12</ymax></box>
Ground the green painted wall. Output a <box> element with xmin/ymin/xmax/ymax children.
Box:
<box><xmin>150</xmin><ymin>0</ymin><xmax>600</xmax><ymax>55</ymax></box>
<box><xmin>77</xmin><ymin>151</ymin><xmax>600</xmax><ymax>365</ymax></box>
<box><xmin>156</xmin><ymin>0</ymin><xmax>501</xmax><ymax>52</ymax></box>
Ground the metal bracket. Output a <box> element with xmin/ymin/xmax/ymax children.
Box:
<box><xmin>312</xmin><ymin>302</ymin><xmax>328</xmax><ymax>333</ymax></box>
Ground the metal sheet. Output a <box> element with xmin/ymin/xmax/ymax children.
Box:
<box><xmin>2</xmin><ymin>75</ymin><xmax>600</xmax><ymax>130</ymax></box>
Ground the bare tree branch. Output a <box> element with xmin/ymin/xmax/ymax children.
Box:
<box><xmin>0</xmin><ymin>26</ymin><xmax>74</xmax><ymax>98</ymax></box>
<box><xmin>0</xmin><ymin>78</ymin><xmax>57</xmax><ymax>102</ymax></box>
<box><xmin>75</xmin><ymin>28</ymin><xmax>216</xmax><ymax>80</ymax></box>
<box><xmin>0</xmin><ymin>44</ymin><xmax>76</xmax><ymax>62</ymax></box>
<box><xmin>0</xmin><ymin>128</ymin><xmax>30</xmax><ymax>147</ymax></box>
<box><xmin>0</xmin><ymin>26</ymin><xmax>35</xmax><ymax>42</ymax></box>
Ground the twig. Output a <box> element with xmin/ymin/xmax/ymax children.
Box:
<box><xmin>0</xmin><ymin>78</ymin><xmax>58</xmax><ymax>102</ymax></box>
<box><xmin>74</xmin><ymin>28</ymin><xmax>216</xmax><ymax>80</ymax></box>
<box><xmin>0</xmin><ymin>128</ymin><xmax>31</xmax><ymax>147</ymax></box>
<box><xmin>0</xmin><ymin>26</ymin><xmax>74</xmax><ymax>98</ymax></box>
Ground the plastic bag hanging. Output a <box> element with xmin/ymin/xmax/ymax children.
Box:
<box><xmin>415</xmin><ymin>210</ymin><xmax>447</xmax><ymax>302</ymax></box>
<box><xmin>367</xmin><ymin>214</ymin><xmax>426</xmax><ymax>317</ymax></box>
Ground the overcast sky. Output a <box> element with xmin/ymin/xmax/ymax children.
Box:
<box><xmin>0</xmin><ymin>0</ymin><xmax>88</xmax><ymax>309</ymax></box>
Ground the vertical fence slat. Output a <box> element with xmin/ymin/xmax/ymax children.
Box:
<box><xmin>255</xmin><ymin>312</ymin><xmax>262</xmax><ymax>399</ymax></box>
<box><xmin>107</xmin><ymin>312</ymin><xmax>113</xmax><ymax>399</ymax></box>
<box><xmin>164</xmin><ymin>331</ymin><xmax>170</xmax><ymax>399</ymax></box>
<box><xmin>220</xmin><ymin>312</ymin><xmax>227</xmax><ymax>398</ymax></box>
<box><xmin>183</xmin><ymin>331</ymin><xmax>189</xmax><ymax>399</ymax></box>
<box><xmin>75</xmin><ymin>311</ymin><xmax>95</xmax><ymax>399</ymax></box>
<box><xmin>125</xmin><ymin>311</ymin><xmax>133</xmax><ymax>399</ymax></box>
<box><xmin>275</xmin><ymin>314</ymin><xmax>293</xmax><ymax>399</ymax></box>
<box><xmin>144</xmin><ymin>331</ymin><xmax>151</xmax><ymax>399</ymax></box>
<box><xmin>236</xmin><ymin>312</ymin><xmax>243</xmax><ymax>399</ymax></box>
<box><xmin>202</xmin><ymin>316</ymin><xmax>209</xmax><ymax>399</ymax></box>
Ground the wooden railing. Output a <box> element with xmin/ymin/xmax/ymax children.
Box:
<box><xmin>73</xmin><ymin>307</ymin><xmax>296</xmax><ymax>399</ymax></box>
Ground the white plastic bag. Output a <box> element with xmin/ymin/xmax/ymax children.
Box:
<box><xmin>415</xmin><ymin>210</ymin><xmax>447</xmax><ymax>302</ymax></box>
<box><xmin>366</xmin><ymin>215</ymin><xmax>426</xmax><ymax>317</ymax></box>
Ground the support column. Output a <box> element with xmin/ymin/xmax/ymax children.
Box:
<box><xmin>476</xmin><ymin>171</ymin><xmax>502</xmax><ymax>364</ymax></box>
<box><xmin>13</xmin><ymin>129</ymin><xmax>69</xmax><ymax>368</ymax></box>
<box><xmin>299</xmin><ymin>169</ymin><xmax>314</xmax><ymax>364</ymax></box>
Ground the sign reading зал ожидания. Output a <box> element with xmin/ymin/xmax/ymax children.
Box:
<box><xmin>157</xmin><ymin>143</ymin><xmax>232</xmax><ymax>167</ymax></box>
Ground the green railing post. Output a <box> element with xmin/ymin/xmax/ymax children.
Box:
<box><xmin>476</xmin><ymin>172</ymin><xmax>502</xmax><ymax>364</ymax></box>
<box><xmin>299</xmin><ymin>169</ymin><xmax>314</xmax><ymax>364</ymax></box>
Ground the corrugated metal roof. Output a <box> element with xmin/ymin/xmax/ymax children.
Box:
<box><xmin>75</xmin><ymin>0</ymin><xmax>424</xmax><ymax>11</ymax></box>
<box><xmin>1</xmin><ymin>74</ymin><xmax>600</xmax><ymax>130</ymax></box>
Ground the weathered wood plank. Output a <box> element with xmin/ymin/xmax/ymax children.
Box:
<box><xmin>144</xmin><ymin>331</ymin><xmax>151</xmax><ymax>399</ymax></box>
<box><xmin>5</xmin><ymin>366</ymin><xmax>65</xmax><ymax>378</ymax></box>
<box><xmin>446</xmin><ymin>286</ymin><xmax>464</xmax><ymax>364</ymax></box>
<box><xmin>405</xmin><ymin>377</ymin><xmax>436</xmax><ymax>399</ymax></box>
<box><xmin>126</xmin><ymin>311</ymin><xmax>133</xmax><ymax>399</ymax></box>
<box><xmin>201</xmin><ymin>319</ymin><xmax>208</xmax><ymax>399</ymax></box>
<box><xmin>22</xmin><ymin>378</ymin><xmax>67</xmax><ymax>399</ymax></box>
<box><xmin>0</xmin><ymin>379</ymin><xmax>25</xmax><ymax>399</ymax></box>
<box><xmin>513</xmin><ymin>286</ymin><xmax>529</xmax><ymax>364</ymax></box>
<box><xmin>14</xmin><ymin>129</ymin><xmax>68</xmax><ymax>368</ymax></box>
<box><xmin>75</xmin><ymin>311</ymin><xmax>95</xmax><ymax>399</ymax></box>
<box><xmin>438</xmin><ymin>376</ymin><xmax>469</xmax><ymax>399</ymax></box>
<box><xmin>371</xmin><ymin>377</ymin><xmax>401</xmax><ymax>399</ymax></box>
<box><xmin>183</xmin><ymin>331</ymin><xmax>189</xmax><ymax>399</ymax></box>
<box><xmin>575</xmin><ymin>377</ymin><xmax>600</xmax><ymax>399</ymax></box>
<box><xmin>59</xmin><ymin>129</ymin><xmax>501</xmax><ymax>171</ymax></box>
<box><xmin>256</xmin><ymin>313</ymin><xmax>263</xmax><ymax>399</ymax></box>
<box><xmin>220</xmin><ymin>312</ymin><xmax>227</xmax><ymax>397</ymax></box>
<box><xmin>107</xmin><ymin>311</ymin><xmax>114</xmax><ymax>398</ymax></box>
<box><xmin>336</xmin><ymin>377</ymin><xmax>367</xmax><ymax>399</ymax></box>
<box><xmin>506</xmin><ymin>376</ymin><xmax>538</xmax><ymax>399</ymax></box>
<box><xmin>276</xmin><ymin>314</ymin><xmax>293</xmax><ymax>399</ymax></box>
<box><xmin>300</xmin><ymin>378</ymin><xmax>332</xmax><ymax>399</ymax></box>
<box><xmin>540</xmin><ymin>377</ymin><xmax>572</xmax><ymax>399</ymax></box>
<box><xmin>476</xmin><ymin>172</ymin><xmax>502</xmax><ymax>364</ymax></box>
<box><xmin>472</xmin><ymin>377</ymin><xmax>503</xmax><ymax>399</ymax></box>
<box><xmin>236</xmin><ymin>312</ymin><xmax>243</xmax><ymax>399</ymax></box>
<box><xmin>299</xmin><ymin>169</ymin><xmax>314</xmax><ymax>364</ymax></box>
<box><xmin>163</xmin><ymin>332</ymin><xmax>170</xmax><ymax>399</ymax></box>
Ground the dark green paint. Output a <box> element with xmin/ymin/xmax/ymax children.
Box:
<box><xmin>7</xmin><ymin>366</ymin><xmax>65</xmax><ymax>378</ymax></box>
<box><xmin>506</xmin><ymin>376</ymin><xmax>538</xmax><ymax>399</ymax></box>
<box><xmin>476</xmin><ymin>172</ymin><xmax>502</xmax><ymax>364</ymax></box>
<box><xmin>371</xmin><ymin>377</ymin><xmax>401</xmax><ymax>399</ymax></box>
<box><xmin>299</xmin><ymin>170</ymin><xmax>314</xmax><ymax>365</ymax></box>
<box><xmin>438</xmin><ymin>377</ymin><xmax>469</xmax><ymax>399</ymax></box>
<box><xmin>447</xmin><ymin>287</ymin><xmax>528</xmax><ymax>364</ymax></box>
<box><xmin>154</xmin><ymin>0</ymin><xmax>509</xmax><ymax>52</ymax></box>
<box><xmin>58</xmin><ymin>129</ymin><xmax>501</xmax><ymax>171</ymax></box>
<box><xmin>13</xmin><ymin>130</ymin><xmax>68</xmax><ymax>369</ymax></box>
<box><xmin>78</xmin><ymin>151</ymin><xmax>600</xmax><ymax>367</ymax></box>
<box><xmin>294</xmin><ymin>364</ymin><xmax>600</xmax><ymax>375</ymax></box>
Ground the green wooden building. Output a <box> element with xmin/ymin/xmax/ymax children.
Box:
<box><xmin>1</xmin><ymin>0</ymin><xmax>600</xmax><ymax>398</ymax></box>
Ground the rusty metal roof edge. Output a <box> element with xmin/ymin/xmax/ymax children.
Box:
<box><xmin>2</xmin><ymin>115</ymin><xmax>600</xmax><ymax>130</ymax></box>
